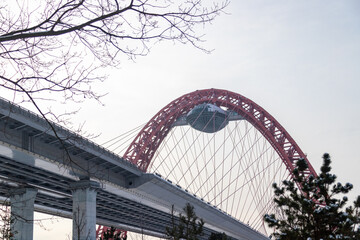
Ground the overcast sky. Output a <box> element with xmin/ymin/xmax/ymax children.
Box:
<box><xmin>13</xmin><ymin>0</ymin><xmax>360</xmax><ymax>238</ymax></box>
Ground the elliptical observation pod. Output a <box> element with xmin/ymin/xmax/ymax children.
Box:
<box><xmin>186</xmin><ymin>103</ymin><xmax>229</xmax><ymax>133</ymax></box>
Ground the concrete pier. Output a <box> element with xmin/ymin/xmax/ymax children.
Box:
<box><xmin>70</xmin><ymin>180</ymin><xmax>100</xmax><ymax>240</ymax></box>
<box><xmin>10</xmin><ymin>188</ymin><xmax>38</xmax><ymax>240</ymax></box>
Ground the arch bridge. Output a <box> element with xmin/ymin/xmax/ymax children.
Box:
<box><xmin>0</xmin><ymin>89</ymin><xmax>316</xmax><ymax>240</ymax></box>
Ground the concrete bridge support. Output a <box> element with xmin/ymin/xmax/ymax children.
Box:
<box><xmin>10</xmin><ymin>188</ymin><xmax>38</xmax><ymax>240</ymax></box>
<box><xmin>71</xmin><ymin>180</ymin><xmax>100</xmax><ymax>240</ymax></box>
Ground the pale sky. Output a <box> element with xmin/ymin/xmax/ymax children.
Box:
<box><xmin>5</xmin><ymin>0</ymin><xmax>360</xmax><ymax>239</ymax></box>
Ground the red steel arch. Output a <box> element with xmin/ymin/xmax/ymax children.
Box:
<box><xmin>123</xmin><ymin>89</ymin><xmax>316</xmax><ymax>181</ymax></box>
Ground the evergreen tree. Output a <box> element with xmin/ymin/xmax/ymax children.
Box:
<box><xmin>166</xmin><ymin>203</ymin><xmax>204</xmax><ymax>240</ymax></box>
<box><xmin>264</xmin><ymin>153</ymin><xmax>360</xmax><ymax>240</ymax></box>
<box><xmin>208</xmin><ymin>232</ymin><xmax>229</xmax><ymax>240</ymax></box>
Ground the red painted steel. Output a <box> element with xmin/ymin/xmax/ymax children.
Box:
<box><xmin>123</xmin><ymin>88</ymin><xmax>317</xmax><ymax>183</ymax></box>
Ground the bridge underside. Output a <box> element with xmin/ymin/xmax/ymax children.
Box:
<box><xmin>0</xmin><ymin>154</ymin><xmax>221</xmax><ymax>239</ymax></box>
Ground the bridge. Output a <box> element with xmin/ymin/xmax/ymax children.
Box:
<box><xmin>0</xmin><ymin>89</ymin><xmax>316</xmax><ymax>240</ymax></box>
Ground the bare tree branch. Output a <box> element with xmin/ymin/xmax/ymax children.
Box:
<box><xmin>1</xmin><ymin>0</ymin><xmax>227</xmax><ymax>105</ymax></box>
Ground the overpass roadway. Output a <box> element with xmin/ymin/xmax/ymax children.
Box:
<box><xmin>0</xmin><ymin>97</ymin><xmax>268</xmax><ymax>240</ymax></box>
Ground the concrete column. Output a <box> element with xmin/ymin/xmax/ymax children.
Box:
<box><xmin>70</xmin><ymin>180</ymin><xmax>100</xmax><ymax>240</ymax></box>
<box><xmin>10</xmin><ymin>188</ymin><xmax>38</xmax><ymax>240</ymax></box>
